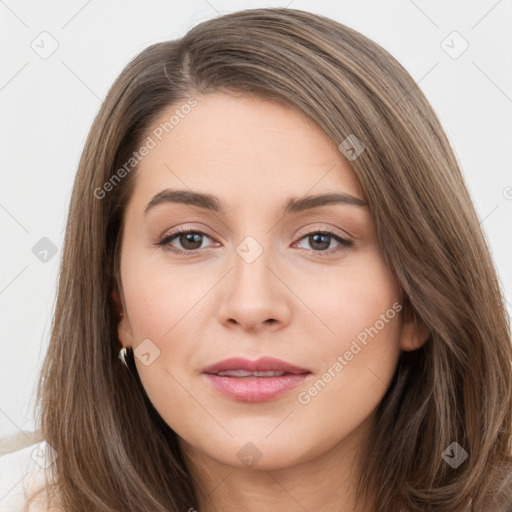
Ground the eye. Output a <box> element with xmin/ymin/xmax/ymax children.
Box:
<box><xmin>293</xmin><ymin>230</ymin><xmax>353</xmax><ymax>256</ymax></box>
<box><xmin>154</xmin><ymin>227</ymin><xmax>353</xmax><ymax>256</ymax></box>
<box><xmin>155</xmin><ymin>227</ymin><xmax>217</xmax><ymax>254</ymax></box>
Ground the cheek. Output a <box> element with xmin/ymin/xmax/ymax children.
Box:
<box><xmin>297</xmin><ymin>247</ymin><xmax>401</xmax><ymax>350</ymax></box>
<box><xmin>120</xmin><ymin>251</ymin><xmax>204</xmax><ymax>421</ymax></box>
<box><xmin>295</xmin><ymin>250</ymin><xmax>402</xmax><ymax>406</ymax></box>
<box><xmin>119</xmin><ymin>248</ymin><xmax>215</xmax><ymax>401</ymax></box>
<box><xmin>120</xmin><ymin>249</ymin><xmax>209</xmax><ymax>343</ymax></box>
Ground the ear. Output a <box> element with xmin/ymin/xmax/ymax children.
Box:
<box><xmin>111</xmin><ymin>288</ymin><xmax>133</xmax><ymax>349</ymax></box>
<box><xmin>399</xmin><ymin>300</ymin><xmax>430</xmax><ymax>352</ymax></box>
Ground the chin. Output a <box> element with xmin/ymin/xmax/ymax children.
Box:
<box><xmin>210</xmin><ymin>437</ymin><xmax>314</xmax><ymax>472</ymax></box>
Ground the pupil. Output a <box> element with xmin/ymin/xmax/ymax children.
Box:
<box><xmin>310</xmin><ymin>234</ymin><xmax>329</xmax><ymax>250</ymax></box>
<box><xmin>181</xmin><ymin>233</ymin><xmax>202</xmax><ymax>249</ymax></box>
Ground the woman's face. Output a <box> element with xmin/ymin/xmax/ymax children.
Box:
<box><xmin>115</xmin><ymin>91</ymin><xmax>424</xmax><ymax>471</ymax></box>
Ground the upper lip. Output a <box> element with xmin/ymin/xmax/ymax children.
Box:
<box><xmin>201</xmin><ymin>357</ymin><xmax>311</xmax><ymax>375</ymax></box>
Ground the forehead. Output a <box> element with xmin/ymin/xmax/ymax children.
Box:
<box><xmin>127</xmin><ymin>92</ymin><xmax>366</xmax><ymax>214</ymax></box>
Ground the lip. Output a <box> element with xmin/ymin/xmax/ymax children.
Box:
<box><xmin>201</xmin><ymin>356</ymin><xmax>310</xmax><ymax>375</ymax></box>
<box><xmin>201</xmin><ymin>357</ymin><xmax>312</xmax><ymax>402</ymax></box>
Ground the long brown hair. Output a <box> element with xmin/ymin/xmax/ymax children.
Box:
<box><xmin>24</xmin><ymin>7</ymin><xmax>512</xmax><ymax>511</ymax></box>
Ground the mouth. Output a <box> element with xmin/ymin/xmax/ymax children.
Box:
<box><xmin>201</xmin><ymin>357</ymin><xmax>312</xmax><ymax>402</ymax></box>
<box><xmin>214</xmin><ymin>370</ymin><xmax>298</xmax><ymax>378</ymax></box>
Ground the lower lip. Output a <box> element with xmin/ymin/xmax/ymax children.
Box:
<box><xmin>203</xmin><ymin>373</ymin><xmax>311</xmax><ymax>402</ymax></box>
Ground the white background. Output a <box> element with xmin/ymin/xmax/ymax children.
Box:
<box><xmin>1</xmin><ymin>0</ymin><xmax>511</xmax><ymax>441</ymax></box>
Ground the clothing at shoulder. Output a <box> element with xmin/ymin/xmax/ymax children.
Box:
<box><xmin>0</xmin><ymin>440</ymin><xmax>53</xmax><ymax>512</ymax></box>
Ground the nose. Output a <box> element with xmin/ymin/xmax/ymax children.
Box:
<box><xmin>217</xmin><ymin>241</ymin><xmax>291</xmax><ymax>333</ymax></box>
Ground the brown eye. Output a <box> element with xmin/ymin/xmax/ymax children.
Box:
<box><xmin>157</xmin><ymin>229</ymin><xmax>215</xmax><ymax>254</ymax></box>
<box><xmin>294</xmin><ymin>230</ymin><xmax>353</xmax><ymax>256</ymax></box>
<box><xmin>155</xmin><ymin>227</ymin><xmax>353</xmax><ymax>256</ymax></box>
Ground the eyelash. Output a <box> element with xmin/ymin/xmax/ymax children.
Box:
<box><xmin>154</xmin><ymin>226</ymin><xmax>353</xmax><ymax>257</ymax></box>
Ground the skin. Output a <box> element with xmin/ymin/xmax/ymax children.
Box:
<box><xmin>113</xmin><ymin>91</ymin><xmax>429</xmax><ymax>512</ymax></box>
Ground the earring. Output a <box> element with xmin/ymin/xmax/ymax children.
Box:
<box><xmin>119</xmin><ymin>347</ymin><xmax>129</xmax><ymax>368</ymax></box>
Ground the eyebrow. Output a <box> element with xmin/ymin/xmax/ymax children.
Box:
<box><xmin>144</xmin><ymin>189</ymin><xmax>367</xmax><ymax>216</ymax></box>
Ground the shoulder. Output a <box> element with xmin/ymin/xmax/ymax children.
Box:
<box><xmin>0</xmin><ymin>436</ymin><xmax>56</xmax><ymax>512</ymax></box>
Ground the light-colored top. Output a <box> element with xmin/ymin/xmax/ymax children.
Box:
<box><xmin>0</xmin><ymin>440</ymin><xmax>51</xmax><ymax>512</ymax></box>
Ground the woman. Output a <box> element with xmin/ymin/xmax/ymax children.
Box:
<box><xmin>5</xmin><ymin>7</ymin><xmax>512</xmax><ymax>511</ymax></box>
